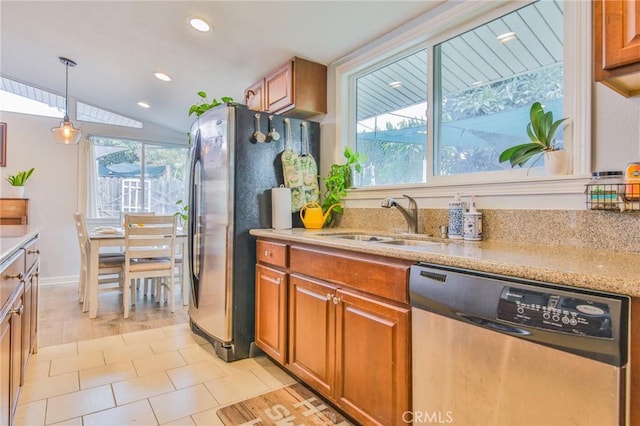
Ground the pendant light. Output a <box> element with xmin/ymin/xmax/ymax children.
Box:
<box><xmin>51</xmin><ymin>57</ymin><xmax>82</xmax><ymax>145</ymax></box>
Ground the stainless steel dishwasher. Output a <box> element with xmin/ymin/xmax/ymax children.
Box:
<box><xmin>410</xmin><ymin>263</ymin><xmax>629</xmax><ymax>426</ymax></box>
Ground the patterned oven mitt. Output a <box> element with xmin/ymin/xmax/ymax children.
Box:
<box><xmin>298</xmin><ymin>122</ymin><xmax>320</xmax><ymax>206</ymax></box>
<box><xmin>281</xmin><ymin>118</ymin><xmax>305</xmax><ymax>212</ymax></box>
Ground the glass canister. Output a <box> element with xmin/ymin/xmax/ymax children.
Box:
<box><xmin>588</xmin><ymin>171</ymin><xmax>622</xmax><ymax>210</ymax></box>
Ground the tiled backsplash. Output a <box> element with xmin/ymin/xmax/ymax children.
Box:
<box><xmin>338</xmin><ymin>208</ymin><xmax>640</xmax><ymax>253</ymax></box>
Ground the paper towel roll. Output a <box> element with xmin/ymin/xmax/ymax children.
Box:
<box><xmin>272</xmin><ymin>186</ymin><xmax>292</xmax><ymax>229</ymax></box>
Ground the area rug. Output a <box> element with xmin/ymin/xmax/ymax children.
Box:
<box><xmin>216</xmin><ymin>382</ymin><xmax>355</xmax><ymax>425</ymax></box>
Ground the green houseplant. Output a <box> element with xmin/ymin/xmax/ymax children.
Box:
<box><xmin>5</xmin><ymin>168</ymin><xmax>35</xmax><ymax>186</ymax></box>
<box><xmin>499</xmin><ymin>102</ymin><xmax>568</xmax><ymax>171</ymax></box>
<box><xmin>321</xmin><ymin>147</ymin><xmax>364</xmax><ymax>226</ymax></box>
<box><xmin>188</xmin><ymin>92</ymin><xmax>234</xmax><ymax>117</ymax></box>
<box><xmin>174</xmin><ymin>199</ymin><xmax>188</xmax><ymax>228</ymax></box>
<box><xmin>5</xmin><ymin>167</ymin><xmax>35</xmax><ymax>198</ymax></box>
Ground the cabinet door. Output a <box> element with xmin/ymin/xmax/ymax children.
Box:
<box><xmin>602</xmin><ymin>0</ymin><xmax>640</xmax><ymax>70</ymax></box>
<box><xmin>245</xmin><ymin>79</ymin><xmax>264</xmax><ymax>111</ymax></box>
<box><xmin>335</xmin><ymin>288</ymin><xmax>410</xmax><ymax>426</ymax></box>
<box><xmin>21</xmin><ymin>278</ymin><xmax>31</xmax><ymax>384</ymax></box>
<box><xmin>288</xmin><ymin>274</ymin><xmax>336</xmax><ymax>398</ymax></box>
<box><xmin>265</xmin><ymin>61</ymin><xmax>293</xmax><ymax>113</ymax></box>
<box><xmin>10</xmin><ymin>297</ymin><xmax>22</xmax><ymax>422</ymax></box>
<box><xmin>0</xmin><ymin>313</ymin><xmax>11</xmax><ymax>426</ymax></box>
<box><xmin>30</xmin><ymin>270</ymin><xmax>38</xmax><ymax>355</ymax></box>
<box><xmin>255</xmin><ymin>264</ymin><xmax>287</xmax><ymax>364</ymax></box>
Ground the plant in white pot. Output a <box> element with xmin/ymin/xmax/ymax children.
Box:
<box><xmin>5</xmin><ymin>167</ymin><xmax>34</xmax><ymax>198</ymax></box>
<box><xmin>499</xmin><ymin>102</ymin><xmax>569</xmax><ymax>175</ymax></box>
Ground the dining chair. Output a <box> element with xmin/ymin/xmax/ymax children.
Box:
<box><xmin>123</xmin><ymin>214</ymin><xmax>177</xmax><ymax>319</ymax></box>
<box><xmin>72</xmin><ymin>212</ymin><xmax>125</xmax><ymax>312</ymax></box>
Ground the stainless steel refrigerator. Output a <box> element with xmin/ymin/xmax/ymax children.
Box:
<box><xmin>187</xmin><ymin>103</ymin><xmax>320</xmax><ymax>362</ymax></box>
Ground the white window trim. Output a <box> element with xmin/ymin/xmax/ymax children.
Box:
<box><xmin>332</xmin><ymin>0</ymin><xmax>591</xmax><ymax>208</ymax></box>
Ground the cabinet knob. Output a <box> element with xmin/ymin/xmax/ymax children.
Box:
<box><xmin>27</xmin><ymin>249</ymin><xmax>40</xmax><ymax>255</ymax></box>
<box><xmin>276</xmin><ymin>277</ymin><xmax>281</xmax><ymax>284</ymax></box>
<box><xmin>326</xmin><ymin>293</ymin><xmax>332</xmax><ymax>300</ymax></box>
<box><xmin>7</xmin><ymin>273</ymin><xmax>23</xmax><ymax>281</ymax></box>
<box><xmin>10</xmin><ymin>305</ymin><xmax>24</xmax><ymax>316</ymax></box>
<box><xmin>333</xmin><ymin>296</ymin><xmax>341</xmax><ymax>305</ymax></box>
<box><xmin>264</xmin><ymin>250</ymin><xmax>271</xmax><ymax>257</ymax></box>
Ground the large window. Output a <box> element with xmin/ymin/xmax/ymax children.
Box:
<box><xmin>88</xmin><ymin>136</ymin><xmax>189</xmax><ymax>219</ymax></box>
<box><xmin>352</xmin><ymin>0</ymin><xmax>568</xmax><ymax>187</ymax></box>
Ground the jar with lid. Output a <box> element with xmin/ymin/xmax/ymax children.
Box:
<box><xmin>588</xmin><ymin>171</ymin><xmax>622</xmax><ymax>210</ymax></box>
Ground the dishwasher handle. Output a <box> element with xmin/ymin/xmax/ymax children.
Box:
<box><xmin>457</xmin><ymin>312</ymin><xmax>530</xmax><ymax>336</ymax></box>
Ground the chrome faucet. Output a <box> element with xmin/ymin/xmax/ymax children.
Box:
<box><xmin>381</xmin><ymin>194</ymin><xmax>418</xmax><ymax>234</ymax></box>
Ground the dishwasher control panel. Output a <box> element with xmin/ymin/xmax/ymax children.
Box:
<box><xmin>497</xmin><ymin>287</ymin><xmax>613</xmax><ymax>338</ymax></box>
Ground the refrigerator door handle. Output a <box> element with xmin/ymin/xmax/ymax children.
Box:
<box><xmin>188</xmin><ymin>129</ymin><xmax>203</xmax><ymax>308</ymax></box>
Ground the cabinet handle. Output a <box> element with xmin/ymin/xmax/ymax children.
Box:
<box><xmin>7</xmin><ymin>273</ymin><xmax>23</xmax><ymax>281</ymax></box>
<box><xmin>333</xmin><ymin>296</ymin><xmax>341</xmax><ymax>305</ymax></box>
<box><xmin>10</xmin><ymin>305</ymin><xmax>24</xmax><ymax>316</ymax></box>
<box><xmin>27</xmin><ymin>249</ymin><xmax>40</xmax><ymax>255</ymax></box>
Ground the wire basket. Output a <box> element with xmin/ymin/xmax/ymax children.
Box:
<box><xmin>585</xmin><ymin>183</ymin><xmax>640</xmax><ymax>211</ymax></box>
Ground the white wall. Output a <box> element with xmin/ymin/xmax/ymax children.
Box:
<box><xmin>0</xmin><ymin>109</ymin><xmax>186</xmax><ymax>283</ymax></box>
<box><xmin>592</xmin><ymin>83</ymin><xmax>640</xmax><ymax>170</ymax></box>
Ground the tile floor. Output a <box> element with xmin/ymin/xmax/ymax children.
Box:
<box><xmin>15</xmin><ymin>323</ymin><xmax>298</xmax><ymax>425</ymax></box>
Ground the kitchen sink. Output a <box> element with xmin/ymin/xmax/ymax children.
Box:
<box><xmin>378</xmin><ymin>239</ymin><xmax>441</xmax><ymax>247</ymax></box>
<box><xmin>328</xmin><ymin>234</ymin><xmax>396</xmax><ymax>242</ymax></box>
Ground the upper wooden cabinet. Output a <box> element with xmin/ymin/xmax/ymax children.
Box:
<box><xmin>244</xmin><ymin>57</ymin><xmax>327</xmax><ymax>118</ymax></box>
<box><xmin>594</xmin><ymin>0</ymin><xmax>640</xmax><ymax>97</ymax></box>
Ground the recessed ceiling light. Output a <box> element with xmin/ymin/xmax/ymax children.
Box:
<box><xmin>389</xmin><ymin>81</ymin><xmax>402</xmax><ymax>88</ymax></box>
<box><xmin>496</xmin><ymin>31</ymin><xmax>517</xmax><ymax>43</ymax></box>
<box><xmin>137</xmin><ymin>101</ymin><xmax>150</xmax><ymax>109</ymax></box>
<box><xmin>189</xmin><ymin>17</ymin><xmax>211</xmax><ymax>32</ymax></box>
<box><xmin>153</xmin><ymin>72</ymin><xmax>172</xmax><ymax>82</ymax></box>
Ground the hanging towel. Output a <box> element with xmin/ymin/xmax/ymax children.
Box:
<box><xmin>281</xmin><ymin>119</ymin><xmax>305</xmax><ymax>212</ymax></box>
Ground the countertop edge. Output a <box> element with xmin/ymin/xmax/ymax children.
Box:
<box><xmin>250</xmin><ymin>228</ymin><xmax>639</xmax><ymax>297</ymax></box>
<box><xmin>0</xmin><ymin>225</ymin><xmax>42</xmax><ymax>264</ymax></box>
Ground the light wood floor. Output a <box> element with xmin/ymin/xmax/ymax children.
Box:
<box><xmin>38</xmin><ymin>282</ymin><xmax>190</xmax><ymax>348</ymax></box>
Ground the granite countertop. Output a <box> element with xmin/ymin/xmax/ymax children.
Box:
<box><xmin>250</xmin><ymin>228</ymin><xmax>640</xmax><ymax>297</ymax></box>
<box><xmin>0</xmin><ymin>225</ymin><xmax>41</xmax><ymax>264</ymax></box>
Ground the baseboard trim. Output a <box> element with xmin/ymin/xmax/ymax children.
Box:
<box><xmin>40</xmin><ymin>275</ymin><xmax>79</xmax><ymax>286</ymax></box>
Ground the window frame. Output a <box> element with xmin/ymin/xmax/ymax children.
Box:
<box><xmin>85</xmin><ymin>135</ymin><xmax>190</xmax><ymax>220</ymax></box>
<box><xmin>334</xmin><ymin>0</ymin><xmax>591</xmax><ymax>205</ymax></box>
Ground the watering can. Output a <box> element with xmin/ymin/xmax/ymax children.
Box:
<box><xmin>300</xmin><ymin>202</ymin><xmax>341</xmax><ymax>229</ymax></box>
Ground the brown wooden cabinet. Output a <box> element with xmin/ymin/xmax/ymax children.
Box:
<box><xmin>288</xmin><ymin>274</ymin><xmax>336</xmax><ymax>398</ymax></box>
<box><xmin>244</xmin><ymin>79</ymin><xmax>264</xmax><ymax>112</ymax></box>
<box><xmin>0</xmin><ymin>249</ymin><xmax>25</xmax><ymax>426</ymax></box>
<box><xmin>335</xmin><ymin>288</ymin><xmax>410</xmax><ymax>426</ymax></box>
<box><xmin>594</xmin><ymin>0</ymin><xmax>640</xmax><ymax>96</ymax></box>
<box><xmin>0</xmin><ymin>309</ymin><xmax>11</xmax><ymax>426</ymax></box>
<box><xmin>0</xmin><ymin>235</ymin><xmax>39</xmax><ymax>426</ymax></box>
<box><xmin>255</xmin><ymin>240</ymin><xmax>288</xmax><ymax>364</ymax></box>
<box><xmin>255</xmin><ymin>264</ymin><xmax>287</xmax><ymax>364</ymax></box>
<box><xmin>245</xmin><ymin>57</ymin><xmax>327</xmax><ymax>118</ymax></box>
<box><xmin>254</xmin><ymin>238</ymin><xmax>412</xmax><ymax>425</ymax></box>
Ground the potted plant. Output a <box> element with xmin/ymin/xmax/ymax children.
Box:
<box><xmin>174</xmin><ymin>199</ymin><xmax>188</xmax><ymax>229</ymax></box>
<box><xmin>321</xmin><ymin>147</ymin><xmax>364</xmax><ymax>226</ymax></box>
<box><xmin>5</xmin><ymin>167</ymin><xmax>35</xmax><ymax>198</ymax></box>
<box><xmin>188</xmin><ymin>92</ymin><xmax>234</xmax><ymax>117</ymax></box>
<box><xmin>499</xmin><ymin>102</ymin><xmax>569</xmax><ymax>175</ymax></box>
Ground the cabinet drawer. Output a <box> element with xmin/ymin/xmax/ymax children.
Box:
<box><xmin>290</xmin><ymin>245</ymin><xmax>411</xmax><ymax>304</ymax></box>
<box><xmin>257</xmin><ymin>240</ymin><xmax>288</xmax><ymax>268</ymax></box>
<box><xmin>23</xmin><ymin>237</ymin><xmax>40</xmax><ymax>274</ymax></box>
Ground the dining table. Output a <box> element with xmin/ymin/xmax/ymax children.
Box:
<box><xmin>87</xmin><ymin>227</ymin><xmax>189</xmax><ymax>319</ymax></box>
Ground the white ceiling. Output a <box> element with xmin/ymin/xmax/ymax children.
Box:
<box><xmin>0</xmin><ymin>1</ymin><xmax>443</xmax><ymax>134</ymax></box>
